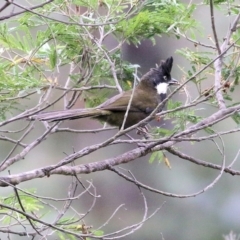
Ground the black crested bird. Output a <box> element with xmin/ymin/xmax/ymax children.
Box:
<box><xmin>30</xmin><ymin>57</ymin><xmax>177</xmax><ymax>129</ymax></box>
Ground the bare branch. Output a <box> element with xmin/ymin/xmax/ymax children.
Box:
<box><xmin>210</xmin><ymin>0</ymin><xmax>221</xmax><ymax>55</ymax></box>
<box><xmin>0</xmin><ymin>0</ymin><xmax>54</xmax><ymax>20</ymax></box>
<box><xmin>0</xmin><ymin>1</ymin><xmax>11</xmax><ymax>13</ymax></box>
<box><xmin>166</xmin><ymin>147</ymin><xmax>240</xmax><ymax>176</ymax></box>
<box><xmin>213</xmin><ymin>14</ymin><xmax>240</xmax><ymax>109</ymax></box>
<box><xmin>13</xmin><ymin>187</ymin><xmax>42</xmax><ymax>236</ymax></box>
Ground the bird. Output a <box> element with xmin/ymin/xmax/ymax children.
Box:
<box><xmin>30</xmin><ymin>57</ymin><xmax>177</xmax><ymax>129</ymax></box>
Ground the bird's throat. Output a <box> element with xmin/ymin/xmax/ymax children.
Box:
<box><xmin>156</xmin><ymin>82</ymin><xmax>168</xmax><ymax>95</ymax></box>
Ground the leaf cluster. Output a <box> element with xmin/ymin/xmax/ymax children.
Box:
<box><xmin>0</xmin><ymin>189</ymin><xmax>43</xmax><ymax>224</ymax></box>
<box><xmin>115</xmin><ymin>1</ymin><xmax>197</xmax><ymax>44</ymax></box>
<box><xmin>0</xmin><ymin>0</ymin><xmax>198</xmax><ymax>119</ymax></box>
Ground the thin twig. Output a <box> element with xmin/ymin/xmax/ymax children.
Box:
<box><xmin>0</xmin><ymin>0</ymin><xmax>53</xmax><ymax>20</ymax></box>
<box><xmin>210</xmin><ymin>0</ymin><xmax>221</xmax><ymax>54</ymax></box>
<box><xmin>13</xmin><ymin>187</ymin><xmax>42</xmax><ymax>236</ymax></box>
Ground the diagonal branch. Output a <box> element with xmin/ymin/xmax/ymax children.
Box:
<box><xmin>0</xmin><ymin>0</ymin><xmax>53</xmax><ymax>20</ymax></box>
<box><xmin>1</xmin><ymin>102</ymin><xmax>240</xmax><ymax>186</ymax></box>
<box><xmin>213</xmin><ymin>13</ymin><xmax>240</xmax><ymax>109</ymax></box>
<box><xmin>0</xmin><ymin>1</ymin><xmax>11</xmax><ymax>12</ymax></box>
<box><xmin>210</xmin><ymin>0</ymin><xmax>221</xmax><ymax>55</ymax></box>
<box><xmin>13</xmin><ymin>187</ymin><xmax>42</xmax><ymax>236</ymax></box>
<box><xmin>166</xmin><ymin>147</ymin><xmax>240</xmax><ymax>176</ymax></box>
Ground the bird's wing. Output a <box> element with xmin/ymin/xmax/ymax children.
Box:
<box><xmin>98</xmin><ymin>90</ymin><xmax>141</xmax><ymax>112</ymax></box>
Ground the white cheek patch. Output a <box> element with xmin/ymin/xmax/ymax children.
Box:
<box><xmin>156</xmin><ymin>82</ymin><xmax>169</xmax><ymax>94</ymax></box>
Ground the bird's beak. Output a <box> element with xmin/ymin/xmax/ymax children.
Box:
<box><xmin>169</xmin><ymin>78</ymin><xmax>179</xmax><ymax>85</ymax></box>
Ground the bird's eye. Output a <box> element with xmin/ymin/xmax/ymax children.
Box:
<box><xmin>163</xmin><ymin>75</ymin><xmax>167</xmax><ymax>81</ymax></box>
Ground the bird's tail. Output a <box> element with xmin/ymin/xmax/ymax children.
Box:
<box><xmin>29</xmin><ymin>108</ymin><xmax>110</xmax><ymax>122</ymax></box>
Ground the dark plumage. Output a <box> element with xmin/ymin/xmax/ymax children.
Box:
<box><xmin>30</xmin><ymin>57</ymin><xmax>177</xmax><ymax>129</ymax></box>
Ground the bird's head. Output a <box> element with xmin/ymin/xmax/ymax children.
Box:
<box><xmin>149</xmin><ymin>57</ymin><xmax>178</xmax><ymax>95</ymax></box>
<box><xmin>139</xmin><ymin>57</ymin><xmax>178</xmax><ymax>96</ymax></box>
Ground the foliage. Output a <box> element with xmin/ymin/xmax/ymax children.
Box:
<box><xmin>0</xmin><ymin>0</ymin><xmax>197</xmax><ymax>119</ymax></box>
<box><xmin>0</xmin><ymin>189</ymin><xmax>43</xmax><ymax>224</ymax></box>
<box><xmin>115</xmin><ymin>2</ymin><xmax>197</xmax><ymax>44</ymax></box>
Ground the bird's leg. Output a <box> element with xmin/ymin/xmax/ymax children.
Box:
<box><xmin>136</xmin><ymin>125</ymin><xmax>151</xmax><ymax>139</ymax></box>
<box><xmin>155</xmin><ymin>115</ymin><xmax>161</xmax><ymax>122</ymax></box>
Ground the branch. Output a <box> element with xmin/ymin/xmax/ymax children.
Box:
<box><xmin>0</xmin><ymin>202</ymin><xmax>85</xmax><ymax>238</ymax></box>
<box><xmin>0</xmin><ymin>0</ymin><xmax>54</xmax><ymax>20</ymax></box>
<box><xmin>1</xmin><ymin>100</ymin><xmax>240</xmax><ymax>186</ymax></box>
<box><xmin>210</xmin><ymin>0</ymin><xmax>221</xmax><ymax>54</ymax></box>
<box><xmin>0</xmin><ymin>1</ymin><xmax>11</xmax><ymax>12</ymax></box>
<box><xmin>105</xmin><ymin>160</ymin><xmax>226</xmax><ymax>198</ymax></box>
<box><xmin>213</xmin><ymin>14</ymin><xmax>240</xmax><ymax>109</ymax></box>
<box><xmin>6</xmin><ymin>0</ymin><xmax>125</xmax><ymax>27</ymax></box>
<box><xmin>0</xmin><ymin>123</ymin><xmax>59</xmax><ymax>171</ymax></box>
<box><xmin>0</xmin><ymin>140</ymin><xmax>174</xmax><ymax>187</ymax></box>
<box><xmin>166</xmin><ymin>147</ymin><xmax>240</xmax><ymax>176</ymax></box>
<box><xmin>13</xmin><ymin>187</ymin><xmax>42</xmax><ymax>236</ymax></box>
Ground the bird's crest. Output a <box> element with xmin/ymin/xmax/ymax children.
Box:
<box><xmin>160</xmin><ymin>56</ymin><xmax>173</xmax><ymax>76</ymax></box>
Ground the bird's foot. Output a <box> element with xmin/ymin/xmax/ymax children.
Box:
<box><xmin>136</xmin><ymin>126</ymin><xmax>151</xmax><ymax>139</ymax></box>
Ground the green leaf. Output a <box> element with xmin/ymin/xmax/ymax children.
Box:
<box><xmin>49</xmin><ymin>47</ymin><xmax>57</xmax><ymax>69</ymax></box>
<box><xmin>115</xmin><ymin>1</ymin><xmax>197</xmax><ymax>45</ymax></box>
<box><xmin>149</xmin><ymin>151</ymin><xmax>164</xmax><ymax>163</ymax></box>
<box><xmin>91</xmin><ymin>230</ymin><xmax>104</xmax><ymax>236</ymax></box>
<box><xmin>231</xmin><ymin>113</ymin><xmax>240</xmax><ymax>125</ymax></box>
